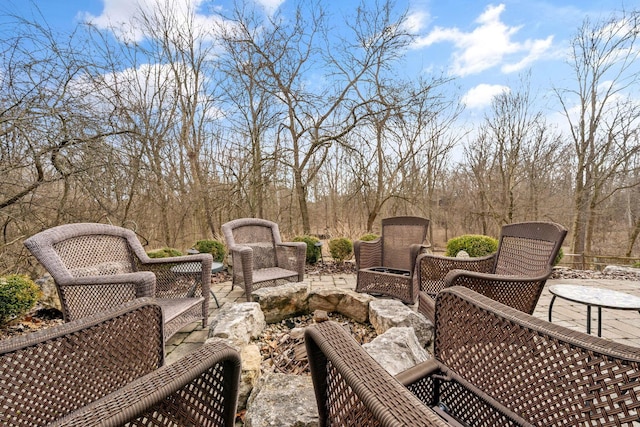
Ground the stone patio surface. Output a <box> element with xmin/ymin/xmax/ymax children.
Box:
<box><xmin>165</xmin><ymin>274</ymin><xmax>640</xmax><ymax>363</ymax></box>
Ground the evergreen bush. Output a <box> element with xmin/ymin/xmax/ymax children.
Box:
<box><xmin>445</xmin><ymin>234</ymin><xmax>498</xmax><ymax>257</ymax></box>
<box><xmin>293</xmin><ymin>235</ymin><xmax>322</xmax><ymax>264</ymax></box>
<box><xmin>147</xmin><ymin>247</ymin><xmax>183</xmax><ymax>258</ymax></box>
<box><xmin>328</xmin><ymin>237</ymin><xmax>353</xmax><ymax>262</ymax></box>
<box><xmin>359</xmin><ymin>233</ymin><xmax>379</xmax><ymax>242</ymax></box>
<box><xmin>0</xmin><ymin>274</ymin><xmax>41</xmax><ymax>325</ymax></box>
<box><xmin>194</xmin><ymin>239</ymin><xmax>226</xmax><ymax>262</ymax></box>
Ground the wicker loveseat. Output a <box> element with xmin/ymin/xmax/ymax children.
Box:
<box><xmin>24</xmin><ymin>222</ymin><xmax>212</xmax><ymax>341</ymax></box>
<box><xmin>305</xmin><ymin>286</ymin><xmax>640</xmax><ymax>426</ymax></box>
<box><xmin>0</xmin><ymin>298</ymin><xmax>240</xmax><ymax>427</ymax></box>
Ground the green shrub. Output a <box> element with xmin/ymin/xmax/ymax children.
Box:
<box><xmin>194</xmin><ymin>239</ymin><xmax>226</xmax><ymax>262</ymax></box>
<box><xmin>328</xmin><ymin>238</ymin><xmax>353</xmax><ymax>263</ymax></box>
<box><xmin>359</xmin><ymin>233</ymin><xmax>379</xmax><ymax>242</ymax></box>
<box><xmin>445</xmin><ymin>234</ymin><xmax>498</xmax><ymax>257</ymax></box>
<box><xmin>293</xmin><ymin>235</ymin><xmax>322</xmax><ymax>264</ymax></box>
<box><xmin>147</xmin><ymin>247</ymin><xmax>183</xmax><ymax>258</ymax></box>
<box><xmin>0</xmin><ymin>274</ymin><xmax>41</xmax><ymax>324</ymax></box>
<box><xmin>632</xmin><ymin>261</ymin><xmax>640</xmax><ymax>268</ymax></box>
<box><xmin>554</xmin><ymin>248</ymin><xmax>564</xmax><ymax>266</ymax></box>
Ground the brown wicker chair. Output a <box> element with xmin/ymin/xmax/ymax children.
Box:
<box><xmin>222</xmin><ymin>218</ymin><xmax>306</xmax><ymax>301</ymax></box>
<box><xmin>306</xmin><ymin>286</ymin><xmax>640</xmax><ymax>426</ymax></box>
<box><xmin>24</xmin><ymin>222</ymin><xmax>212</xmax><ymax>341</ymax></box>
<box><xmin>354</xmin><ymin>216</ymin><xmax>431</xmax><ymax>304</ymax></box>
<box><xmin>417</xmin><ymin>221</ymin><xmax>566</xmax><ymax>321</ymax></box>
<box><xmin>0</xmin><ymin>298</ymin><xmax>241</xmax><ymax>427</ymax></box>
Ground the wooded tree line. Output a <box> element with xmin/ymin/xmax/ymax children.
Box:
<box><xmin>1</xmin><ymin>1</ymin><xmax>639</xmax><ymax>277</ymax></box>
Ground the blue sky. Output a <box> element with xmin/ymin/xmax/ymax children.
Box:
<box><xmin>3</xmin><ymin>0</ymin><xmax>633</xmax><ymax>119</ymax></box>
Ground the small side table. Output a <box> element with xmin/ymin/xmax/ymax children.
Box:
<box><xmin>171</xmin><ymin>262</ymin><xmax>225</xmax><ymax>308</ymax></box>
<box><xmin>548</xmin><ymin>284</ymin><xmax>640</xmax><ymax>337</ymax></box>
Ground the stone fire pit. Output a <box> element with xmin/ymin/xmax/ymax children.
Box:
<box><xmin>207</xmin><ymin>282</ymin><xmax>434</xmax><ymax>427</ymax></box>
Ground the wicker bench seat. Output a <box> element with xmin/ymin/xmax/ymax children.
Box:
<box><xmin>305</xmin><ymin>286</ymin><xmax>640</xmax><ymax>426</ymax></box>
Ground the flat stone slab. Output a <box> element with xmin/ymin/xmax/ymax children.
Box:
<box><xmin>363</xmin><ymin>326</ymin><xmax>431</xmax><ymax>375</ymax></box>
<box><xmin>208</xmin><ymin>302</ymin><xmax>265</xmax><ymax>346</ymax></box>
<box><xmin>308</xmin><ymin>287</ymin><xmax>375</xmax><ymax>323</ymax></box>
<box><xmin>252</xmin><ymin>282</ymin><xmax>310</xmax><ymax>323</ymax></box>
<box><xmin>244</xmin><ymin>372</ymin><xmax>318</xmax><ymax>427</ymax></box>
<box><xmin>369</xmin><ymin>299</ymin><xmax>434</xmax><ymax>348</ymax></box>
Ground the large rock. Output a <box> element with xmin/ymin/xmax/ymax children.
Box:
<box><xmin>308</xmin><ymin>287</ymin><xmax>375</xmax><ymax>323</ymax></box>
<box><xmin>237</xmin><ymin>344</ymin><xmax>262</xmax><ymax>410</ymax></box>
<box><xmin>244</xmin><ymin>373</ymin><xmax>318</xmax><ymax>427</ymax></box>
<box><xmin>252</xmin><ymin>282</ymin><xmax>309</xmax><ymax>323</ymax></box>
<box><xmin>208</xmin><ymin>302</ymin><xmax>265</xmax><ymax>346</ymax></box>
<box><xmin>35</xmin><ymin>274</ymin><xmax>62</xmax><ymax>312</ymax></box>
<box><xmin>603</xmin><ymin>265</ymin><xmax>640</xmax><ymax>277</ymax></box>
<box><xmin>363</xmin><ymin>327</ymin><xmax>431</xmax><ymax>375</ymax></box>
<box><xmin>369</xmin><ymin>299</ymin><xmax>434</xmax><ymax>348</ymax></box>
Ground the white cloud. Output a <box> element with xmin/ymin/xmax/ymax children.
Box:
<box><xmin>256</xmin><ymin>0</ymin><xmax>285</xmax><ymax>16</ymax></box>
<box><xmin>462</xmin><ymin>83</ymin><xmax>510</xmax><ymax>109</ymax></box>
<box><xmin>412</xmin><ymin>3</ymin><xmax>553</xmax><ymax>77</ymax></box>
<box><xmin>403</xmin><ymin>10</ymin><xmax>430</xmax><ymax>34</ymax></box>
<box><xmin>80</xmin><ymin>0</ymin><xmax>225</xmax><ymax>43</ymax></box>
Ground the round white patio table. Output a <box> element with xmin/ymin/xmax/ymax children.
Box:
<box><xmin>548</xmin><ymin>284</ymin><xmax>640</xmax><ymax>337</ymax></box>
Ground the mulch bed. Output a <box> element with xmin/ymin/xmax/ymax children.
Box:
<box><xmin>254</xmin><ymin>312</ymin><xmax>377</xmax><ymax>375</ymax></box>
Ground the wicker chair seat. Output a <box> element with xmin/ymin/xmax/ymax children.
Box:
<box><xmin>251</xmin><ymin>266</ymin><xmax>299</xmax><ymax>283</ymax></box>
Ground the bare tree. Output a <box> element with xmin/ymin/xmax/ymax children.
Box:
<box><xmin>464</xmin><ymin>76</ymin><xmax>564</xmax><ymax>229</ymax></box>
<box><xmin>347</xmin><ymin>76</ymin><xmax>458</xmax><ymax>232</ymax></box>
<box><xmin>0</xmin><ymin>14</ymin><xmax>130</xmax><ymax>273</ymax></box>
<box><xmin>217</xmin><ymin>0</ymin><xmax>415</xmax><ymax>234</ymax></box>
<box><xmin>554</xmin><ymin>10</ymin><xmax>640</xmax><ymax>254</ymax></box>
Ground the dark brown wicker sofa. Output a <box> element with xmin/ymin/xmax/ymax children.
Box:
<box><xmin>305</xmin><ymin>286</ymin><xmax>640</xmax><ymax>426</ymax></box>
<box><xmin>0</xmin><ymin>298</ymin><xmax>240</xmax><ymax>427</ymax></box>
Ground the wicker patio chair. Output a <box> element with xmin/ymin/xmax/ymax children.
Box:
<box><xmin>354</xmin><ymin>216</ymin><xmax>431</xmax><ymax>304</ymax></box>
<box><xmin>222</xmin><ymin>218</ymin><xmax>306</xmax><ymax>301</ymax></box>
<box><xmin>24</xmin><ymin>222</ymin><xmax>212</xmax><ymax>341</ymax></box>
<box><xmin>0</xmin><ymin>298</ymin><xmax>240</xmax><ymax>427</ymax></box>
<box><xmin>306</xmin><ymin>286</ymin><xmax>640</xmax><ymax>426</ymax></box>
<box><xmin>417</xmin><ymin>221</ymin><xmax>566</xmax><ymax>321</ymax></box>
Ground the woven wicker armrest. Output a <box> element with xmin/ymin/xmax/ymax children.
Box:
<box><xmin>417</xmin><ymin>253</ymin><xmax>496</xmax><ymax>296</ymax></box>
<box><xmin>354</xmin><ymin>238</ymin><xmax>382</xmax><ymax>269</ymax></box>
<box><xmin>52</xmin><ymin>339</ymin><xmax>241</xmax><ymax>427</ymax></box>
<box><xmin>305</xmin><ymin>321</ymin><xmax>449</xmax><ymax>427</ymax></box>
<box><xmin>228</xmin><ymin>244</ymin><xmax>254</xmax><ymax>263</ymax></box>
<box><xmin>140</xmin><ymin>252</ymin><xmax>213</xmax><ymax>269</ymax></box>
<box><xmin>137</xmin><ymin>253</ymin><xmax>212</xmax><ymax>303</ymax></box>
<box><xmin>396</xmin><ymin>360</ymin><xmax>532</xmax><ymax>427</ymax></box>
<box><xmin>275</xmin><ymin>242</ymin><xmax>306</xmax><ymax>277</ymax></box>
<box><xmin>59</xmin><ymin>270</ymin><xmax>156</xmax><ymax>294</ymax></box>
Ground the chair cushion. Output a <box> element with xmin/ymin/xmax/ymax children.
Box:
<box><xmin>253</xmin><ymin>267</ymin><xmax>298</xmax><ymax>283</ymax></box>
<box><xmin>155</xmin><ymin>297</ymin><xmax>204</xmax><ymax>322</ymax></box>
<box><xmin>69</xmin><ymin>261</ymin><xmax>132</xmax><ymax>277</ymax></box>
<box><xmin>247</xmin><ymin>242</ymin><xmax>277</xmax><ymax>269</ymax></box>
